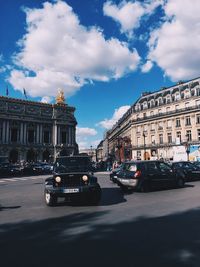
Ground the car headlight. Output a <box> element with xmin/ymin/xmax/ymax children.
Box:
<box><xmin>55</xmin><ymin>176</ymin><xmax>61</xmax><ymax>183</ymax></box>
<box><xmin>82</xmin><ymin>175</ymin><xmax>88</xmax><ymax>182</ymax></box>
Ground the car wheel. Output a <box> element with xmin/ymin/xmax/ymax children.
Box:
<box><xmin>177</xmin><ymin>178</ymin><xmax>185</xmax><ymax>188</ymax></box>
<box><xmin>139</xmin><ymin>181</ymin><xmax>150</xmax><ymax>192</ymax></box>
<box><xmin>44</xmin><ymin>191</ymin><xmax>57</xmax><ymax>206</ymax></box>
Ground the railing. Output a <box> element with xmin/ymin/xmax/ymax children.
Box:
<box><xmin>131</xmin><ymin>139</ymin><xmax>200</xmax><ymax>150</ymax></box>
<box><xmin>134</xmin><ymin>104</ymin><xmax>200</xmax><ymax>123</ymax></box>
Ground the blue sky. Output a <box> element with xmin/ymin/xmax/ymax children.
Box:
<box><xmin>1</xmin><ymin>0</ymin><xmax>200</xmax><ymax>149</ymax></box>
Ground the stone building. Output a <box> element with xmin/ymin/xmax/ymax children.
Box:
<box><xmin>0</xmin><ymin>90</ymin><xmax>78</xmax><ymax>162</ymax></box>
<box><xmin>106</xmin><ymin>77</ymin><xmax>200</xmax><ymax>161</ymax></box>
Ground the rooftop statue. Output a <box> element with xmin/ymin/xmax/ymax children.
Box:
<box><xmin>56</xmin><ymin>89</ymin><xmax>65</xmax><ymax>104</ymax></box>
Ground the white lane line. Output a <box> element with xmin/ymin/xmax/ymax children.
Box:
<box><xmin>29</xmin><ymin>177</ymin><xmax>43</xmax><ymax>180</ymax></box>
<box><xmin>15</xmin><ymin>178</ymin><xmax>27</xmax><ymax>181</ymax></box>
<box><xmin>3</xmin><ymin>178</ymin><xmax>20</xmax><ymax>182</ymax></box>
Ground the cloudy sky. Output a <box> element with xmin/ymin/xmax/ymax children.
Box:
<box><xmin>1</xmin><ymin>0</ymin><xmax>200</xmax><ymax>149</ymax></box>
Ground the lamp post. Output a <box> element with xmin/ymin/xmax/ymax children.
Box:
<box><xmin>143</xmin><ymin>132</ymin><xmax>146</xmax><ymax>160</ymax></box>
<box><xmin>185</xmin><ymin>135</ymin><xmax>190</xmax><ymax>161</ymax></box>
<box><xmin>116</xmin><ymin>137</ymin><xmax>122</xmax><ymax>163</ymax></box>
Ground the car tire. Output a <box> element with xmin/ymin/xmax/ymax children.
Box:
<box><xmin>176</xmin><ymin>177</ymin><xmax>185</xmax><ymax>188</ymax></box>
<box><xmin>89</xmin><ymin>185</ymin><xmax>101</xmax><ymax>205</ymax></box>
<box><xmin>139</xmin><ymin>181</ymin><xmax>150</xmax><ymax>193</ymax></box>
<box><xmin>44</xmin><ymin>191</ymin><xmax>57</xmax><ymax>206</ymax></box>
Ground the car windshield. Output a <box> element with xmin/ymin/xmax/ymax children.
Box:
<box><xmin>123</xmin><ymin>163</ymin><xmax>137</xmax><ymax>172</ymax></box>
<box><xmin>54</xmin><ymin>157</ymin><xmax>92</xmax><ymax>173</ymax></box>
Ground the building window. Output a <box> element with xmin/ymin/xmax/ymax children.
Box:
<box><xmin>150</xmin><ymin>111</ymin><xmax>154</xmax><ymax>116</ymax></box>
<box><xmin>197</xmin><ymin>114</ymin><xmax>200</xmax><ymax>124</ymax></box>
<box><xmin>137</xmin><ymin>150</ymin><xmax>141</xmax><ymax>159</ymax></box>
<box><xmin>175</xmin><ymin>105</ymin><xmax>179</xmax><ymax>110</ymax></box>
<box><xmin>185</xmin><ymin>116</ymin><xmax>191</xmax><ymax>126</ymax></box>
<box><xmin>176</xmin><ymin>118</ymin><xmax>181</xmax><ymax>127</ymax></box>
<box><xmin>186</xmin><ymin>130</ymin><xmax>192</xmax><ymax>141</ymax></box>
<box><xmin>158</xmin><ymin>121</ymin><xmax>163</xmax><ymax>130</ymax></box>
<box><xmin>166</xmin><ymin>107</ymin><xmax>170</xmax><ymax>113</ymax></box>
<box><xmin>175</xmin><ymin>93</ymin><xmax>180</xmax><ymax>101</ymax></box>
<box><xmin>185</xmin><ymin>102</ymin><xmax>190</xmax><ymax>109</ymax></box>
<box><xmin>159</xmin><ymin>134</ymin><xmax>163</xmax><ymax>144</ymax></box>
<box><xmin>11</xmin><ymin>128</ymin><xmax>18</xmax><ymax>142</ymax></box>
<box><xmin>158</xmin><ymin>98</ymin><xmax>162</xmax><ymax>105</ymax></box>
<box><xmin>167</xmin><ymin>133</ymin><xmax>172</xmax><ymax>143</ymax></box>
<box><xmin>137</xmin><ymin>137</ymin><xmax>140</xmax><ymax>146</ymax></box>
<box><xmin>151</xmin><ymin>135</ymin><xmax>155</xmax><ymax>144</ymax></box>
<box><xmin>166</xmin><ymin>96</ymin><xmax>171</xmax><ymax>103</ymax></box>
<box><xmin>28</xmin><ymin>130</ymin><xmax>34</xmax><ymax>143</ymax></box>
<box><xmin>185</xmin><ymin>90</ymin><xmax>190</xmax><ymax>98</ymax></box>
<box><xmin>167</xmin><ymin>120</ymin><xmax>172</xmax><ymax>128</ymax></box>
<box><xmin>158</xmin><ymin>109</ymin><xmax>162</xmax><ymax>114</ymax></box>
<box><xmin>43</xmin><ymin>131</ymin><xmax>50</xmax><ymax>143</ymax></box>
<box><xmin>144</xmin><ymin>124</ymin><xmax>148</xmax><ymax>131</ymax></box>
<box><xmin>150</xmin><ymin>123</ymin><xmax>155</xmax><ymax>130</ymax></box>
<box><xmin>196</xmin><ymin>88</ymin><xmax>200</xmax><ymax>96</ymax></box>
<box><xmin>176</xmin><ymin>131</ymin><xmax>181</xmax><ymax>143</ymax></box>
<box><xmin>143</xmin><ymin>113</ymin><xmax>146</xmax><ymax>118</ymax></box>
<box><xmin>196</xmin><ymin>100</ymin><xmax>200</xmax><ymax>107</ymax></box>
<box><xmin>61</xmin><ymin>131</ymin><xmax>67</xmax><ymax>144</ymax></box>
<box><xmin>197</xmin><ymin>129</ymin><xmax>200</xmax><ymax>141</ymax></box>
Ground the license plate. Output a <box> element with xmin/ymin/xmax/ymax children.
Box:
<box><xmin>63</xmin><ymin>188</ymin><xmax>79</xmax><ymax>193</ymax></box>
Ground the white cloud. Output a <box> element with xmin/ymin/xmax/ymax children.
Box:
<box><xmin>9</xmin><ymin>1</ymin><xmax>140</xmax><ymax>98</ymax></box>
<box><xmin>141</xmin><ymin>60</ymin><xmax>153</xmax><ymax>73</ymax></box>
<box><xmin>98</xmin><ymin>105</ymin><xmax>130</xmax><ymax>129</ymax></box>
<box><xmin>147</xmin><ymin>0</ymin><xmax>200</xmax><ymax>81</ymax></box>
<box><xmin>40</xmin><ymin>96</ymin><xmax>52</xmax><ymax>103</ymax></box>
<box><xmin>103</xmin><ymin>0</ymin><xmax>163</xmax><ymax>37</ymax></box>
<box><xmin>76</xmin><ymin>127</ymin><xmax>97</xmax><ymax>137</ymax></box>
<box><xmin>76</xmin><ymin>127</ymin><xmax>98</xmax><ymax>150</ymax></box>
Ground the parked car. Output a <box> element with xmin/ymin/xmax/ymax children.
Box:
<box><xmin>116</xmin><ymin>160</ymin><xmax>185</xmax><ymax>192</ymax></box>
<box><xmin>110</xmin><ymin>164</ymin><xmax>123</xmax><ymax>183</ymax></box>
<box><xmin>44</xmin><ymin>155</ymin><xmax>101</xmax><ymax>206</ymax></box>
<box><xmin>171</xmin><ymin>161</ymin><xmax>200</xmax><ymax>181</ymax></box>
<box><xmin>9</xmin><ymin>163</ymin><xmax>23</xmax><ymax>176</ymax></box>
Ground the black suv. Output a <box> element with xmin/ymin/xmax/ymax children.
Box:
<box><xmin>44</xmin><ymin>155</ymin><xmax>101</xmax><ymax>206</ymax></box>
<box><xmin>171</xmin><ymin>161</ymin><xmax>200</xmax><ymax>181</ymax></box>
<box><xmin>116</xmin><ymin>160</ymin><xmax>185</xmax><ymax>192</ymax></box>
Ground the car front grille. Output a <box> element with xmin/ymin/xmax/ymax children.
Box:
<box><xmin>59</xmin><ymin>174</ymin><xmax>85</xmax><ymax>187</ymax></box>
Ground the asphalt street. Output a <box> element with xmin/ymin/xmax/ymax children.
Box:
<box><xmin>1</xmin><ymin>172</ymin><xmax>200</xmax><ymax>267</ymax></box>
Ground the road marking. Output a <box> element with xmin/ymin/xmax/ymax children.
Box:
<box><xmin>0</xmin><ymin>176</ymin><xmax>45</xmax><ymax>184</ymax></box>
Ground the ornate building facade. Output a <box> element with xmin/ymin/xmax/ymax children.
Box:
<box><xmin>0</xmin><ymin>91</ymin><xmax>78</xmax><ymax>162</ymax></box>
<box><xmin>107</xmin><ymin>77</ymin><xmax>200</xmax><ymax>161</ymax></box>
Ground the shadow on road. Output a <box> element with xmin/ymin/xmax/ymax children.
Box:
<box><xmin>1</xmin><ymin>208</ymin><xmax>200</xmax><ymax>267</ymax></box>
<box><xmin>100</xmin><ymin>187</ymin><xmax>126</xmax><ymax>206</ymax></box>
<box><xmin>0</xmin><ymin>205</ymin><xmax>21</xmax><ymax>211</ymax></box>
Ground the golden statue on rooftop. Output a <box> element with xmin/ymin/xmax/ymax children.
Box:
<box><xmin>56</xmin><ymin>89</ymin><xmax>65</xmax><ymax>104</ymax></box>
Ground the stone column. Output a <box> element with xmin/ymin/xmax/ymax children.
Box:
<box><xmin>20</xmin><ymin>122</ymin><xmax>24</xmax><ymax>144</ymax></box>
<box><xmin>57</xmin><ymin>125</ymin><xmax>60</xmax><ymax>145</ymax></box>
<box><xmin>2</xmin><ymin>120</ymin><xmax>6</xmax><ymax>143</ymax></box>
<box><xmin>40</xmin><ymin>124</ymin><xmax>43</xmax><ymax>144</ymax></box>
<box><xmin>36</xmin><ymin>124</ymin><xmax>40</xmax><ymax>144</ymax></box>
<box><xmin>6</xmin><ymin>120</ymin><xmax>10</xmax><ymax>143</ymax></box>
<box><xmin>24</xmin><ymin>123</ymin><xmax>27</xmax><ymax>144</ymax></box>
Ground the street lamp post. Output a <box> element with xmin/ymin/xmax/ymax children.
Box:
<box><xmin>116</xmin><ymin>137</ymin><xmax>122</xmax><ymax>163</ymax></box>
<box><xmin>143</xmin><ymin>132</ymin><xmax>146</xmax><ymax>160</ymax></box>
<box><xmin>185</xmin><ymin>135</ymin><xmax>190</xmax><ymax>161</ymax></box>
